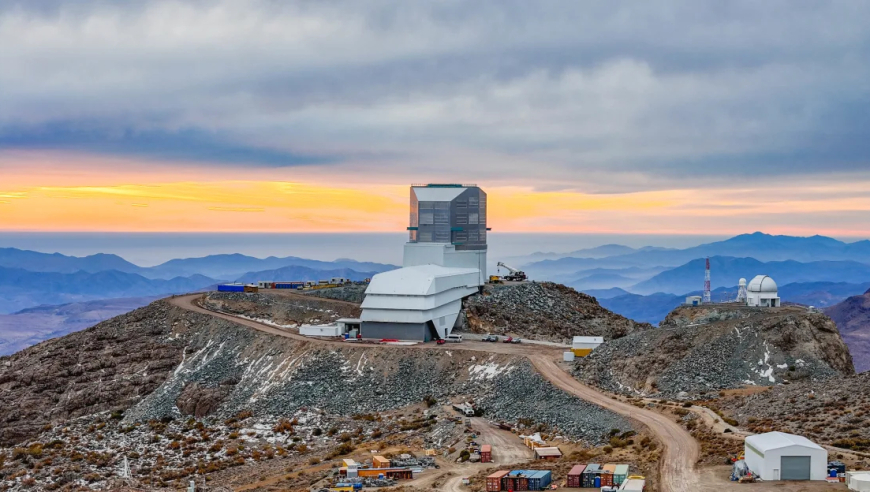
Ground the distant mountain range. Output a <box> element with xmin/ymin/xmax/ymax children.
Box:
<box><xmin>0</xmin><ymin>267</ymin><xmax>217</xmax><ymax>314</ymax></box>
<box><xmin>631</xmin><ymin>256</ymin><xmax>870</xmax><ymax>295</ymax></box>
<box><xmin>825</xmin><ymin>289</ymin><xmax>870</xmax><ymax>373</ymax></box>
<box><xmin>0</xmin><ymin>248</ymin><xmax>397</xmax><ymax>281</ymax></box>
<box><xmin>234</xmin><ymin>265</ymin><xmax>377</xmax><ymax>284</ymax></box>
<box><xmin>522</xmin><ymin>232</ymin><xmax>870</xmax><ymax>280</ymax></box>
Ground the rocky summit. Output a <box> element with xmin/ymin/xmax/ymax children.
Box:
<box><xmin>463</xmin><ymin>282</ymin><xmax>654</xmax><ymax>343</ymax></box>
<box><xmin>575</xmin><ymin>304</ymin><xmax>855</xmax><ymax>398</ymax></box>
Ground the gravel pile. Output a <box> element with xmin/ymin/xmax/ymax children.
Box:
<box><xmin>575</xmin><ymin>305</ymin><xmax>854</xmax><ymax>398</ymax></box>
<box><xmin>463</xmin><ymin>282</ymin><xmax>653</xmax><ymax>343</ymax></box>
<box><xmin>122</xmin><ymin>314</ymin><xmax>632</xmax><ymax>444</ymax></box>
<box><xmin>478</xmin><ymin>359</ymin><xmax>631</xmax><ymax>444</ymax></box>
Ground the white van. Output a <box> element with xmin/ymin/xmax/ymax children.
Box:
<box><xmin>446</xmin><ymin>334</ymin><xmax>463</xmax><ymax>343</ymax></box>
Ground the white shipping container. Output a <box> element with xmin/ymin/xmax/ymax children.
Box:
<box><xmin>563</xmin><ymin>351</ymin><xmax>575</xmax><ymax>362</ymax></box>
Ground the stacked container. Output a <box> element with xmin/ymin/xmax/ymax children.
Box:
<box><xmin>486</xmin><ymin>471</ymin><xmax>509</xmax><ymax>492</ymax></box>
<box><xmin>527</xmin><ymin>470</ymin><xmax>552</xmax><ymax>491</ymax></box>
<box><xmin>600</xmin><ymin>464</ymin><xmax>617</xmax><ymax>487</ymax></box>
<box><xmin>582</xmin><ymin>464</ymin><xmax>601</xmax><ymax>488</ymax></box>
<box><xmin>218</xmin><ymin>284</ymin><xmax>245</xmax><ymax>293</ymax></box>
<box><xmin>480</xmin><ymin>444</ymin><xmax>492</xmax><ymax>463</ymax></box>
<box><xmin>613</xmin><ymin>464</ymin><xmax>629</xmax><ymax>486</ymax></box>
<box><xmin>567</xmin><ymin>464</ymin><xmax>586</xmax><ymax>488</ymax></box>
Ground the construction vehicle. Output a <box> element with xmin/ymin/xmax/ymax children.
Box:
<box><xmin>496</xmin><ymin>262</ymin><xmax>527</xmax><ymax>282</ymax></box>
<box><xmin>488</xmin><ymin>275</ymin><xmax>503</xmax><ymax>284</ymax></box>
<box><xmin>452</xmin><ymin>402</ymin><xmax>475</xmax><ymax>417</ymax></box>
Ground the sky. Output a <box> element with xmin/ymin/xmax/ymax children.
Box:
<box><xmin>2</xmin><ymin>1</ymin><xmax>870</xmax><ymax>236</ymax></box>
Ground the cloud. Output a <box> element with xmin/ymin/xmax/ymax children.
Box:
<box><xmin>1</xmin><ymin>0</ymin><xmax>869</xmax><ymax>192</ymax></box>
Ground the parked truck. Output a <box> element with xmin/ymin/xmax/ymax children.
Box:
<box><xmin>452</xmin><ymin>402</ymin><xmax>475</xmax><ymax>417</ymax></box>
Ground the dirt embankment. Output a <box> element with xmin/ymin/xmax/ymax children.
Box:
<box><xmin>463</xmin><ymin>282</ymin><xmax>653</xmax><ymax>343</ymax></box>
<box><xmin>576</xmin><ymin>304</ymin><xmax>854</xmax><ymax>398</ymax></box>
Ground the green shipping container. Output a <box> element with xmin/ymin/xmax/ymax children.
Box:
<box><xmin>613</xmin><ymin>464</ymin><xmax>629</xmax><ymax>486</ymax></box>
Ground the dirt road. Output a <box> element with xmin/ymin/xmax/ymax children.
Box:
<box><xmin>169</xmin><ymin>293</ymin><xmax>700</xmax><ymax>492</ymax></box>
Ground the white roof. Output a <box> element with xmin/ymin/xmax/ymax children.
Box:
<box><xmin>748</xmin><ymin>275</ymin><xmax>778</xmax><ymax>293</ymax></box>
<box><xmin>412</xmin><ymin>186</ymin><xmax>467</xmax><ymax>202</ymax></box>
<box><xmin>534</xmin><ymin>447</ymin><xmax>562</xmax><ymax>456</ymax></box>
<box><xmin>364</xmin><ymin>264</ymin><xmax>479</xmax><ymax>296</ymax></box>
<box><xmin>573</xmin><ymin>336</ymin><xmax>604</xmax><ymax>344</ymax></box>
<box><xmin>745</xmin><ymin>431</ymin><xmax>824</xmax><ymax>452</ymax></box>
<box><xmin>336</xmin><ymin>318</ymin><xmax>361</xmax><ymax>323</ymax></box>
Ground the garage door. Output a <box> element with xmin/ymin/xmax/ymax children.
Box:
<box><xmin>781</xmin><ymin>456</ymin><xmax>811</xmax><ymax>480</ymax></box>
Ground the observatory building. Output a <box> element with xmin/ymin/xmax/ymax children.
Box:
<box><xmin>746</xmin><ymin>275</ymin><xmax>780</xmax><ymax>307</ymax></box>
<box><xmin>360</xmin><ymin>184</ymin><xmax>489</xmax><ymax>341</ymax></box>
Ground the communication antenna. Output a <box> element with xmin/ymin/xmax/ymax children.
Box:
<box><xmin>703</xmin><ymin>257</ymin><xmax>711</xmax><ymax>304</ymax></box>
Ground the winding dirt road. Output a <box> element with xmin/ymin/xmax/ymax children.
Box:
<box><xmin>169</xmin><ymin>293</ymin><xmax>700</xmax><ymax>492</ymax></box>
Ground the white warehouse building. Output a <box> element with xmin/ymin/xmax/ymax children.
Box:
<box><xmin>361</xmin><ymin>265</ymin><xmax>481</xmax><ymax>341</ymax></box>
<box><xmin>746</xmin><ymin>275</ymin><xmax>781</xmax><ymax>307</ymax></box>
<box><xmin>360</xmin><ymin>184</ymin><xmax>489</xmax><ymax>341</ymax></box>
<box><xmin>744</xmin><ymin>432</ymin><xmax>827</xmax><ymax>481</ymax></box>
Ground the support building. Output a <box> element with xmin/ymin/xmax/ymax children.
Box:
<box><xmin>360</xmin><ymin>184</ymin><xmax>489</xmax><ymax>341</ymax></box>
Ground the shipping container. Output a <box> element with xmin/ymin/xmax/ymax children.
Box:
<box><xmin>486</xmin><ymin>471</ymin><xmax>509</xmax><ymax>492</ymax></box>
<box><xmin>582</xmin><ymin>464</ymin><xmax>601</xmax><ymax>488</ymax></box>
<box><xmin>619</xmin><ymin>479</ymin><xmax>644</xmax><ymax>492</ymax></box>
<box><xmin>613</xmin><ymin>465</ymin><xmax>629</xmax><ymax>486</ymax></box>
<box><xmin>480</xmin><ymin>444</ymin><xmax>492</xmax><ymax>463</ymax></box>
<box><xmin>568</xmin><ymin>464</ymin><xmax>587</xmax><ymax>488</ymax></box>
<box><xmin>600</xmin><ymin>464</ymin><xmax>616</xmax><ymax>487</ymax></box>
<box><xmin>527</xmin><ymin>470</ymin><xmax>552</xmax><ymax>491</ymax></box>
<box><xmin>217</xmin><ymin>284</ymin><xmax>245</xmax><ymax>293</ymax></box>
<box><xmin>373</xmin><ymin>456</ymin><xmax>390</xmax><ymax>468</ymax></box>
<box><xmin>507</xmin><ymin>471</ymin><xmax>530</xmax><ymax>491</ymax></box>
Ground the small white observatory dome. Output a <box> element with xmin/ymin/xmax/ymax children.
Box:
<box><xmin>739</xmin><ymin>278</ymin><xmax>747</xmax><ymax>286</ymax></box>
<box><xmin>748</xmin><ymin>275</ymin><xmax>777</xmax><ymax>293</ymax></box>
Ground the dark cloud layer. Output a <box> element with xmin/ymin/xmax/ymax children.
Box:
<box><xmin>1</xmin><ymin>0</ymin><xmax>869</xmax><ymax>190</ymax></box>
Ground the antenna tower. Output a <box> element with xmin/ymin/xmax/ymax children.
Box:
<box><xmin>703</xmin><ymin>257</ymin><xmax>711</xmax><ymax>304</ymax></box>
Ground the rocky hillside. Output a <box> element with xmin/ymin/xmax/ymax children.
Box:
<box><xmin>716</xmin><ymin>372</ymin><xmax>870</xmax><ymax>450</ymax></box>
<box><xmin>825</xmin><ymin>288</ymin><xmax>870</xmax><ymax>373</ymax></box>
<box><xmin>202</xmin><ymin>291</ymin><xmax>361</xmax><ymax>326</ymax></box>
<box><xmin>576</xmin><ymin>304</ymin><xmax>855</xmax><ymax>398</ymax></box>
<box><xmin>463</xmin><ymin>282</ymin><xmax>654</xmax><ymax>343</ymax></box>
<box><xmin>0</xmin><ymin>295</ymin><xmax>635</xmax><ymax>488</ymax></box>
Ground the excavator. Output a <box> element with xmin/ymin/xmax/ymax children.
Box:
<box><xmin>496</xmin><ymin>262</ymin><xmax>528</xmax><ymax>282</ymax></box>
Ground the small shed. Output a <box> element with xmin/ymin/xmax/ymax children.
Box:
<box><xmin>744</xmin><ymin>432</ymin><xmax>827</xmax><ymax>481</ymax></box>
<box><xmin>572</xmin><ymin>336</ymin><xmax>603</xmax><ymax>357</ymax></box>
<box><xmin>372</xmin><ymin>456</ymin><xmax>390</xmax><ymax>469</ymax></box>
<box><xmin>533</xmin><ymin>446</ymin><xmax>562</xmax><ymax>460</ymax></box>
<box><xmin>685</xmin><ymin>295</ymin><xmax>702</xmax><ymax>306</ymax></box>
<box><xmin>300</xmin><ymin>324</ymin><xmax>343</xmax><ymax>337</ymax></box>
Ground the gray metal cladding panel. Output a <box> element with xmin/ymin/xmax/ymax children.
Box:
<box><xmin>361</xmin><ymin>322</ymin><xmax>430</xmax><ymax>341</ymax></box>
<box><xmin>780</xmin><ymin>456</ymin><xmax>811</xmax><ymax>480</ymax></box>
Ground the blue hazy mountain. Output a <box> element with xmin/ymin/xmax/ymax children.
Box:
<box><xmin>580</xmin><ymin>287</ymin><xmax>631</xmax><ymax>299</ymax></box>
<box><xmin>0</xmin><ymin>267</ymin><xmax>217</xmax><ymax>314</ymax></box>
<box><xmin>523</xmin><ymin>233</ymin><xmax>870</xmax><ymax>276</ymax></box>
<box><xmin>144</xmin><ymin>253</ymin><xmax>397</xmax><ymax>280</ymax></box>
<box><xmin>631</xmin><ymin>256</ymin><xmax>870</xmax><ymax>295</ymax></box>
<box><xmin>0</xmin><ymin>247</ymin><xmax>145</xmax><ymax>275</ymax></box>
<box><xmin>234</xmin><ymin>265</ymin><xmax>379</xmax><ymax>284</ymax></box>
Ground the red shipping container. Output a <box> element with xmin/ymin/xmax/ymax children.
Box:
<box><xmin>567</xmin><ymin>464</ymin><xmax>586</xmax><ymax>488</ymax></box>
<box><xmin>481</xmin><ymin>444</ymin><xmax>492</xmax><ymax>463</ymax></box>
<box><xmin>487</xmin><ymin>471</ymin><xmax>509</xmax><ymax>492</ymax></box>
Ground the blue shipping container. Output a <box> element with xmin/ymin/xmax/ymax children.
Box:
<box><xmin>218</xmin><ymin>284</ymin><xmax>245</xmax><ymax>292</ymax></box>
<box><xmin>527</xmin><ymin>471</ymin><xmax>552</xmax><ymax>491</ymax></box>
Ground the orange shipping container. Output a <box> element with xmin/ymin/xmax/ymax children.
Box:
<box><xmin>600</xmin><ymin>464</ymin><xmax>617</xmax><ymax>487</ymax></box>
<box><xmin>487</xmin><ymin>470</ymin><xmax>509</xmax><ymax>492</ymax></box>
